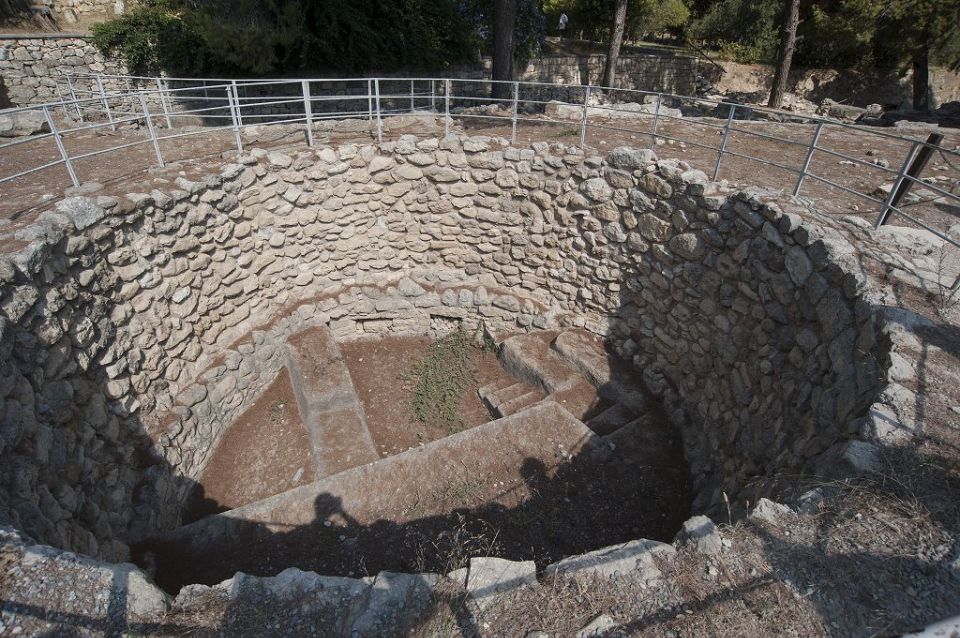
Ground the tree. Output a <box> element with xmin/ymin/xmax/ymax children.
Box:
<box><xmin>94</xmin><ymin>0</ymin><xmax>481</xmax><ymax>76</ymax></box>
<box><xmin>602</xmin><ymin>0</ymin><xmax>628</xmax><ymax>88</ymax></box>
<box><xmin>491</xmin><ymin>0</ymin><xmax>519</xmax><ymax>99</ymax></box>
<box><xmin>874</xmin><ymin>0</ymin><xmax>960</xmax><ymax>111</ymax></box>
<box><xmin>767</xmin><ymin>0</ymin><xmax>800</xmax><ymax>108</ymax></box>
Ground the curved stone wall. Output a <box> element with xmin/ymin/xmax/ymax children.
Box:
<box><xmin>0</xmin><ymin>134</ymin><xmax>890</xmax><ymax>563</ymax></box>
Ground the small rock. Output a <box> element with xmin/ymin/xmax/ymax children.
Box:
<box><xmin>577</xmin><ymin>614</ymin><xmax>618</xmax><ymax>638</ymax></box>
<box><xmin>675</xmin><ymin>515</ymin><xmax>722</xmax><ymax>555</ymax></box>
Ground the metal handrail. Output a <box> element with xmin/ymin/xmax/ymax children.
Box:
<box><xmin>2</xmin><ymin>72</ymin><xmax>958</xmax><ymax>295</ymax></box>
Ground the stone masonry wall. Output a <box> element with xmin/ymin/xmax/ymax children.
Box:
<box><xmin>50</xmin><ymin>0</ymin><xmax>126</xmax><ymax>24</ymax></box>
<box><xmin>0</xmin><ymin>134</ymin><xmax>894</xmax><ymax>565</ymax></box>
<box><xmin>0</xmin><ymin>36</ymin><xmax>126</xmax><ymax>106</ymax></box>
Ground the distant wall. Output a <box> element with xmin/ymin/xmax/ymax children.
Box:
<box><xmin>49</xmin><ymin>0</ymin><xmax>127</xmax><ymax>25</ymax></box>
<box><xmin>0</xmin><ymin>35</ymin><xmax>126</xmax><ymax>106</ymax></box>
<box><xmin>714</xmin><ymin>60</ymin><xmax>960</xmax><ymax>108</ymax></box>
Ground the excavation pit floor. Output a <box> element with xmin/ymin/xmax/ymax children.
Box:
<box><xmin>143</xmin><ymin>330</ymin><xmax>693</xmax><ymax>594</ymax></box>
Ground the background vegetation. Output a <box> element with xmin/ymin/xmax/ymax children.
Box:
<box><xmin>92</xmin><ymin>0</ymin><xmax>543</xmax><ymax>77</ymax></box>
<box><xmin>93</xmin><ymin>0</ymin><xmax>959</xmax><ymax>107</ymax></box>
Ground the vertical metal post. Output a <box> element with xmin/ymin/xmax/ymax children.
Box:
<box><xmin>430</xmin><ymin>79</ymin><xmax>436</xmax><ymax>111</ymax></box>
<box><xmin>444</xmin><ymin>79</ymin><xmax>451</xmax><ymax>137</ymax></box>
<box><xmin>713</xmin><ymin>104</ymin><xmax>736</xmax><ymax>180</ymax></box>
<box><xmin>43</xmin><ymin>106</ymin><xmax>80</xmax><ymax>188</ymax></box>
<box><xmin>124</xmin><ymin>77</ymin><xmax>137</xmax><ymax>117</ymax></box>
<box><xmin>793</xmin><ymin>121</ymin><xmax>823</xmax><ymax>196</ymax></box>
<box><xmin>95</xmin><ymin>75</ymin><xmax>115</xmax><ymax>130</ymax></box>
<box><xmin>138</xmin><ymin>94</ymin><xmax>165</xmax><ymax>168</ymax></box>
<box><xmin>367</xmin><ymin>79</ymin><xmax>373</xmax><ymax>121</ymax></box>
<box><xmin>65</xmin><ymin>75</ymin><xmax>83</xmax><ymax>121</ymax></box>
<box><xmin>202</xmin><ymin>79</ymin><xmax>209</xmax><ymax>100</ymax></box>
<box><xmin>54</xmin><ymin>84</ymin><xmax>67</xmax><ymax>118</ymax></box>
<box><xmin>876</xmin><ymin>141</ymin><xmax>920</xmax><ymax>228</ymax></box>
<box><xmin>650</xmin><ymin>93</ymin><xmax>662</xmax><ymax>148</ymax></box>
<box><xmin>231</xmin><ymin>80</ymin><xmax>243</xmax><ymax>127</ymax></box>
<box><xmin>579</xmin><ymin>86</ymin><xmax>591</xmax><ymax>148</ymax></box>
<box><xmin>410</xmin><ymin>79</ymin><xmax>415</xmax><ymax>112</ymax></box>
<box><xmin>374</xmin><ymin>78</ymin><xmax>383</xmax><ymax>143</ymax></box>
<box><xmin>226</xmin><ymin>86</ymin><xmax>244</xmax><ymax>153</ymax></box>
<box><xmin>302</xmin><ymin>80</ymin><xmax>314</xmax><ymax>147</ymax></box>
<box><xmin>511</xmin><ymin>81</ymin><xmax>519</xmax><ymax>144</ymax></box>
<box><xmin>156</xmin><ymin>78</ymin><xmax>172</xmax><ymax>129</ymax></box>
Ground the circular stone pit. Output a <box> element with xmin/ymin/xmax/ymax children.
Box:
<box><xmin>0</xmin><ymin>134</ymin><xmax>907</xmax><ymax>627</ymax></box>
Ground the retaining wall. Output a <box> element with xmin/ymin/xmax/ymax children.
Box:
<box><xmin>0</xmin><ymin>35</ymin><xmax>126</xmax><ymax>106</ymax></box>
<box><xmin>0</xmin><ymin>134</ymin><xmax>896</xmax><ymax>566</ymax></box>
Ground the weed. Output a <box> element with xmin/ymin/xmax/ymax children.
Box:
<box><xmin>404</xmin><ymin>326</ymin><xmax>481</xmax><ymax>432</ymax></box>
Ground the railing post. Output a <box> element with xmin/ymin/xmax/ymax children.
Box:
<box><xmin>430</xmin><ymin>79</ymin><xmax>436</xmax><ymax>112</ymax></box>
<box><xmin>54</xmin><ymin>84</ymin><xmax>69</xmax><ymax>119</ymax></box>
<box><xmin>876</xmin><ymin>141</ymin><xmax>920</xmax><ymax>229</ymax></box>
<box><xmin>42</xmin><ymin>106</ymin><xmax>80</xmax><ymax>188</ymax></box>
<box><xmin>713</xmin><ymin>104</ymin><xmax>736</xmax><ymax>180</ymax></box>
<box><xmin>579</xmin><ymin>85</ymin><xmax>591</xmax><ymax>148</ymax></box>
<box><xmin>511</xmin><ymin>81</ymin><xmax>519</xmax><ymax>144</ymax></box>
<box><xmin>374</xmin><ymin>78</ymin><xmax>383</xmax><ymax>143</ymax></box>
<box><xmin>793</xmin><ymin>121</ymin><xmax>823</xmax><ymax>196</ymax></box>
<box><xmin>444</xmin><ymin>79</ymin><xmax>451</xmax><ymax>137</ymax></box>
<box><xmin>65</xmin><ymin>75</ymin><xmax>84</xmax><ymax>121</ymax></box>
<box><xmin>302</xmin><ymin>79</ymin><xmax>314</xmax><ymax>147</ymax></box>
<box><xmin>650</xmin><ymin>93</ymin><xmax>662</xmax><ymax>148</ymax></box>
<box><xmin>156</xmin><ymin>77</ymin><xmax>172</xmax><ymax>129</ymax></box>
<box><xmin>410</xmin><ymin>79</ymin><xmax>415</xmax><ymax>113</ymax></box>
<box><xmin>138</xmin><ymin>93</ymin><xmax>165</xmax><ymax>169</ymax></box>
<box><xmin>231</xmin><ymin>80</ymin><xmax>243</xmax><ymax>127</ymax></box>
<box><xmin>226</xmin><ymin>86</ymin><xmax>244</xmax><ymax>153</ymax></box>
<box><xmin>124</xmin><ymin>77</ymin><xmax>137</xmax><ymax>117</ymax></box>
<box><xmin>95</xmin><ymin>75</ymin><xmax>115</xmax><ymax>130</ymax></box>
<box><xmin>367</xmin><ymin>79</ymin><xmax>373</xmax><ymax>122</ymax></box>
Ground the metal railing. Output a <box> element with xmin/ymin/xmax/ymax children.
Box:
<box><xmin>2</xmin><ymin>72</ymin><xmax>959</xmax><ymax>294</ymax></box>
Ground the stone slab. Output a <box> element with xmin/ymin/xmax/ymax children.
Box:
<box><xmin>544</xmin><ymin>538</ymin><xmax>675</xmax><ymax>582</ymax></box>
<box><xmin>284</xmin><ymin>326</ymin><xmax>379</xmax><ymax>477</ymax></box>
<box><xmin>149</xmin><ymin>402</ymin><xmax>600</xmax><ymax>590</ymax></box>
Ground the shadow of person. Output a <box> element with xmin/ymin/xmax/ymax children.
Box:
<box><xmin>314</xmin><ymin>493</ymin><xmax>360</xmax><ymax>530</ymax></box>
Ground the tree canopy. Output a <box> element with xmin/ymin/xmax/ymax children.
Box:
<box><xmin>93</xmin><ymin>0</ymin><xmax>544</xmax><ymax>77</ymax></box>
<box><xmin>93</xmin><ymin>0</ymin><xmax>960</xmax><ymax>108</ymax></box>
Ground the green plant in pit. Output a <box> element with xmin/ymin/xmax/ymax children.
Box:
<box><xmin>406</xmin><ymin>326</ymin><xmax>486</xmax><ymax>433</ymax></box>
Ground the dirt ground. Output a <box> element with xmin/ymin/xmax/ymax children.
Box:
<box><xmin>184</xmin><ymin>369</ymin><xmax>314</xmax><ymax>522</ymax></box>
<box><xmin>339</xmin><ymin>336</ymin><xmax>530</xmax><ymax>456</ymax></box>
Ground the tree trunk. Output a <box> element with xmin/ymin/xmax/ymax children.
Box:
<box><xmin>602</xmin><ymin>0</ymin><xmax>628</xmax><ymax>88</ymax></box>
<box><xmin>767</xmin><ymin>0</ymin><xmax>800</xmax><ymax>109</ymax></box>
<box><xmin>491</xmin><ymin>0</ymin><xmax>518</xmax><ymax>100</ymax></box>
<box><xmin>912</xmin><ymin>47</ymin><xmax>930</xmax><ymax>111</ymax></box>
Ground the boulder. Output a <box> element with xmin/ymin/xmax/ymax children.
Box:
<box><xmin>0</xmin><ymin>109</ymin><xmax>50</xmax><ymax>138</ymax></box>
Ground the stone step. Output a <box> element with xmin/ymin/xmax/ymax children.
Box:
<box><xmin>284</xmin><ymin>326</ymin><xmax>379</xmax><ymax>479</ymax></box>
<box><xmin>497</xmin><ymin>390</ymin><xmax>543</xmax><ymax>417</ymax></box>
<box><xmin>498</xmin><ymin>332</ymin><xmax>583</xmax><ymax>394</ymax></box>
<box><xmin>550</xmin><ymin>329</ymin><xmax>649</xmax><ymax>413</ymax></box>
<box><xmin>145</xmin><ymin>402</ymin><xmax>601</xmax><ymax>592</ymax></box>
<box><xmin>480</xmin><ymin>380</ymin><xmax>545</xmax><ymax>418</ymax></box>
<box><xmin>478</xmin><ymin>379</ymin><xmax>527</xmax><ymax>411</ymax></box>
<box><xmin>586</xmin><ymin>402</ymin><xmax>636</xmax><ymax>436</ymax></box>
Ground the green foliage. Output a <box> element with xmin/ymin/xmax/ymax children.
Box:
<box><xmin>687</xmin><ymin>0</ymin><xmax>781</xmax><ymax>64</ymax></box>
<box><xmin>873</xmin><ymin>0</ymin><xmax>960</xmax><ymax>71</ymax></box>
<box><xmin>91</xmin><ymin>0</ymin><xmax>210</xmax><ymax>76</ymax></box>
<box><xmin>406</xmin><ymin>328</ymin><xmax>482</xmax><ymax>433</ymax></box>
<box><xmin>93</xmin><ymin>0</ymin><xmax>485</xmax><ymax>76</ymax></box>
<box><xmin>687</xmin><ymin>0</ymin><xmax>960</xmax><ymax>69</ymax></box>
<box><xmin>543</xmin><ymin>0</ymin><xmax>689</xmax><ymax>42</ymax></box>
